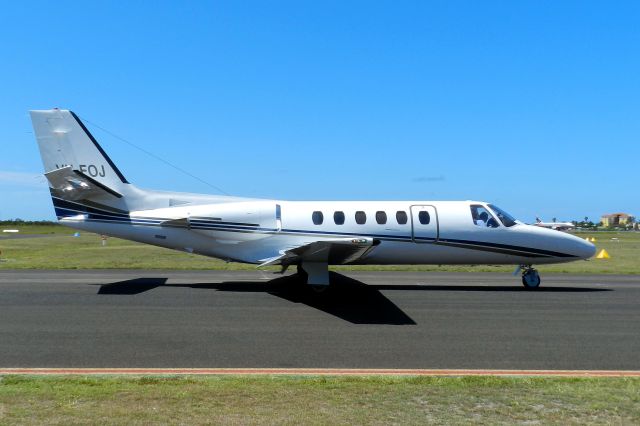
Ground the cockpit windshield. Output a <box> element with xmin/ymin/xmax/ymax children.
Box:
<box><xmin>488</xmin><ymin>204</ymin><xmax>518</xmax><ymax>227</ymax></box>
<box><xmin>470</xmin><ymin>205</ymin><xmax>500</xmax><ymax>228</ymax></box>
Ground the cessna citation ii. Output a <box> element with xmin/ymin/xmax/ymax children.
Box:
<box><xmin>30</xmin><ymin>109</ymin><xmax>596</xmax><ymax>289</ymax></box>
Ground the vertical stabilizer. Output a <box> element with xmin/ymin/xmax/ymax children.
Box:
<box><xmin>30</xmin><ymin>109</ymin><xmax>129</xmax><ymax>194</ymax></box>
<box><xmin>30</xmin><ymin>109</ymin><xmax>235</xmax><ymax>219</ymax></box>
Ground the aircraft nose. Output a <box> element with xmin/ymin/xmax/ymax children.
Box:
<box><xmin>579</xmin><ymin>238</ymin><xmax>597</xmax><ymax>259</ymax></box>
<box><xmin>567</xmin><ymin>234</ymin><xmax>597</xmax><ymax>259</ymax></box>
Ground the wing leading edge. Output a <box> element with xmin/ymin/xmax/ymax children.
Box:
<box><xmin>259</xmin><ymin>237</ymin><xmax>380</xmax><ymax>272</ymax></box>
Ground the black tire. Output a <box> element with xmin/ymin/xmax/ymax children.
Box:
<box><xmin>521</xmin><ymin>271</ymin><xmax>541</xmax><ymax>289</ymax></box>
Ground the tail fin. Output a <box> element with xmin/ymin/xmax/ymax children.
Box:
<box><xmin>30</xmin><ymin>109</ymin><xmax>129</xmax><ymax>196</ymax></box>
<box><xmin>30</xmin><ymin>109</ymin><xmax>231</xmax><ymax>220</ymax></box>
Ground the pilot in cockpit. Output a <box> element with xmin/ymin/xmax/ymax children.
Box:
<box><xmin>471</xmin><ymin>205</ymin><xmax>500</xmax><ymax>228</ymax></box>
<box><xmin>471</xmin><ymin>204</ymin><xmax>519</xmax><ymax>228</ymax></box>
<box><xmin>477</xmin><ymin>211</ymin><xmax>488</xmax><ymax>226</ymax></box>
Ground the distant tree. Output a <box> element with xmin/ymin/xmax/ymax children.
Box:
<box><xmin>552</xmin><ymin>217</ymin><xmax>557</xmax><ymax>223</ymax></box>
<box><xmin>0</xmin><ymin>219</ymin><xmax>56</xmax><ymax>226</ymax></box>
<box><xmin>624</xmin><ymin>216</ymin><xmax>635</xmax><ymax>230</ymax></box>
<box><xmin>584</xmin><ymin>216</ymin><xmax>589</xmax><ymax>223</ymax></box>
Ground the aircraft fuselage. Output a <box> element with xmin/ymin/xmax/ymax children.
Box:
<box><xmin>55</xmin><ymin>198</ymin><xmax>595</xmax><ymax>267</ymax></box>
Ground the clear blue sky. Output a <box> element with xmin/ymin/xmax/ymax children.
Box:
<box><xmin>1</xmin><ymin>1</ymin><xmax>638</xmax><ymax>222</ymax></box>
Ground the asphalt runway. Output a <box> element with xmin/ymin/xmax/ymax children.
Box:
<box><xmin>0</xmin><ymin>270</ymin><xmax>638</xmax><ymax>370</ymax></box>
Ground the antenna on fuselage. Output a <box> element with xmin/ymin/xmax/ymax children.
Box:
<box><xmin>77</xmin><ymin>115</ymin><xmax>230</xmax><ymax>196</ymax></box>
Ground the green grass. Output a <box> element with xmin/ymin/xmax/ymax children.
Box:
<box><xmin>0</xmin><ymin>375</ymin><xmax>638</xmax><ymax>425</ymax></box>
<box><xmin>1</xmin><ymin>224</ymin><xmax>638</xmax><ymax>273</ymax></box>
<box><xmin>0</xmin><ymin>223</ymin><xmax>66</xmax><ymax>235</ymax></box>
<box><xmin>0</xmin><ymin>224</ymin><xmax>262</xmax><ymax>270</ymax></box>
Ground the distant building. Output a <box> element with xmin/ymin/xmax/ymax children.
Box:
<box><xmin>601</xmin><ymin>213</ymin><xmax>635</xmax><ymax>227</ymax></box>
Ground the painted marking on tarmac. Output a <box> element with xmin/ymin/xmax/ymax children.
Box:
<box><xmin>0</xmin><ymin>369</ymin><xmax>639</xmax><ymax>377</ymax></box>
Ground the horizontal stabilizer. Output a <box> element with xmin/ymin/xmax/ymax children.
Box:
<box><xmin>45</xmin><ymin>166</ymin><xmax>122</xmax><ymax>201</ymax></box>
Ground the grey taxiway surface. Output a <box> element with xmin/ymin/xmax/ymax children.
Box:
<box><xmin>0</xmin><ymin>270</ymin><xmax>638</xmax><ymax>370</ymax></box>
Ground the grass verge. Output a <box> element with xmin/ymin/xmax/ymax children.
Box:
<box><xmin>1</xmin><ymin>224</ymin><xmax>638</xmax><ymax>274</ymax></box>
<box><xmin>0</xmin><ymin>375</ymin><xmax>638</xmax><ymax>424</ymax></box>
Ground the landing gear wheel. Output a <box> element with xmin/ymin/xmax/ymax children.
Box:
<box><xmin>521</xmin><ymin>268</ymin><xmax>541</xmax><ymax>289</ymax></box>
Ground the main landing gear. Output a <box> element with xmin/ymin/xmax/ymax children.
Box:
<box><xmin>297</xmin><ymin>263</ymin><xmax>330</xmax><ymax>293</ymax></box>
<box><xmin>520</xmin><ymin>265</ymin><xmax>541</xmax><ymax>290</ymax></box>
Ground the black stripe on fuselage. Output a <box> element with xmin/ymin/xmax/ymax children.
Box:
<box><xmin>436</xmin><ymin>240</ymin><xmax>548</xmax><ymax>258</ymax></box>
<box><xmin>437</xmin><ymin>238</ymin><xmax>576</xmax><ymax>258</ymax></box>
<box><xmin>50</xmin><ymin>192</ymin><xmax>130</xmax><ymax>215</ymax></box>
<box><xmin>53</xmin><ymin>197</ymin><xmax>129</xmax><ymax>218</ymax></box>
<box><xmin>52</xmin><ymin>197</ymin><xmax>262</xmax><ymax>228</ymax></box>
<box><xmin>52</xmin><ymin>198</ymin><xmax>577</xmax><ymax>259</ymax></box>
<box><xmin>190</xmin><ymin>217</ymin><xmax>259</xmax><ymax>227</ymax></box>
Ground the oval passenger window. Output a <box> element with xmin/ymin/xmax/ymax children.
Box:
<box><xmin>418</xmin><ymin>211</ymin><xmax>430</xmax><ymax>225</ymax></box>
<box><xmin>355</xmin><ymin>211</ymin><xmax>367</xmax><ymax>225</ymax></box>
<box><xmin>396</xmin><ymin>211</ymin><xmax>408</xmax><ymax>224</ymax></box>
<box><xmin>375</xmin><ymin>211</ymin><xmax>387</xmax><ymax>224</ymax></box>
<box><xmin>312</xmin><ymin>211</ymin><xmax>324</xmax><ymax>225</ymax></box>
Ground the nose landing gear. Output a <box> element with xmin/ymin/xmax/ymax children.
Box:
<box><xmin>521</xmin><ymin>266</ymin><xmax>541</xmax><ymax>289</ymax></box>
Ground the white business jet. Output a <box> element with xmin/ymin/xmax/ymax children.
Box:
<box><xmin>30</xmin><ymin>109</ymin><xmax>595</xmax><ymax>289</ymax></box>
<box><xmin>533</xmin><ymin>217</ymin><xmax>576</xmax><ymax>232</ymax></box>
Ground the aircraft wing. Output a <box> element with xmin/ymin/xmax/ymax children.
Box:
<box><xmin>45</xmin><ymin>166</ymin><xmax>122</xmax><ymax>200</ymax></box>
<box><xmin>259</xmin><ymin>237</ymin><xmax>379</xmax><ymax>268</ymax></box>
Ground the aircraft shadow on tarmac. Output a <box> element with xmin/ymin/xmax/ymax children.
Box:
<box><xmin>98</xmin><ymin>278</ymin><xmax>169</xmax><ymax>295</ymax></box>
<box><xmin>96</xmin><ymin>273</ymin><xmax>610</xmax><ymax>325</ymax></box>
<box><xmin>97</xmin><ymin>273</ymin><xmax>416</xmax><ymax>325</ymax></box>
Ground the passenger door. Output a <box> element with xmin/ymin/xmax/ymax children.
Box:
<box><xmin>410</xmin><ymin>205</ymin><xmax>439</xmax><ymax>242</ymax></box>
<box><xmin>275</xmin><ymin>204</ymin><xmax>282</xmax><ymax>232</ymax></box>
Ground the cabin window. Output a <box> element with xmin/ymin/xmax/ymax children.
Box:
<box><xmin>312</xmin><ymin>211</ymin><xmax>324</xmax><ymax>225</ymax></box>
<box><xmin>470</xmin><ymin>205</ymin><xmax>499</xmax><ymax>228</ymax></box>
<box><xmin>375</xmin><ymin>211</ymin><xmax>387</xmax><ymax>224</ymax></box>
<box><xmin>355</xmin><ymin>211</ymin><xmax>367</xmax><ymax>224</ymax></box>
<box><xmin>396</xmin><ymin>211</ymin><xmax>408</xmax><ymax>224</ymax></box>
<box><xmin>418</xmin><ymin>211</ymin><xmax>430</xmax><ymax>225</ymax></box>
<box><xmin>334</xmin><ymin>211</ymin><xmax>345</xmax><ymax>225</ymax></box>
